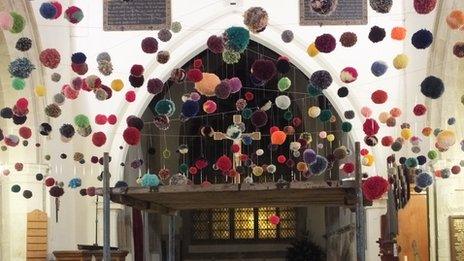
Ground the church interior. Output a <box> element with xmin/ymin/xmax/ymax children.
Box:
<box><xmin>0</xmin><ymin>0</ymin><xmax>464</xmax><ymax>260</ymax></box>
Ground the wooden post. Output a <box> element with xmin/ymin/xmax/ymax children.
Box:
<box><xmin>168</xmin><ymin>214</ymin><xmax>176</xmax><ymax>261</ymax></box>
<box><xmin>103</xmin><ymin>152</ymin><xmax>111</xmax><ymax>261</ymax></box>
<box><xmin>355</xmin><ymin>142</ymin><xmax>365</xmax><ymax>261</ymax></box>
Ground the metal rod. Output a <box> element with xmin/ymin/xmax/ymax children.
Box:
<box><xmin>168</xmin><ymin>214</ymin><xmax>176</xmax><ymax>261</ymax></box>
<box><xmin>103</xmin><ymin>152</ymin><xmax>111</xmax><ymax>260</ymax></box>
<box><xmin>354</xmin><ymin>142</ymin><xmax>365</xmax><ymax>261</ymax></box>
<box><xmin>95</xmin><ymin>196</ymin><xmax>99</xmax><ymax>246</ymax></box>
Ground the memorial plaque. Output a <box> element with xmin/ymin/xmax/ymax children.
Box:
<box><xmin>103</xmin><ymin>0</ymin><xmax>171</xmax><ymax>31</ymax></box>
<box><xmin>299</xmin><ymin>0</ymin><xmax>367</xmax><ymax>26</ymax></box>
<box><xmin>449</xmin><ymin>216</ymin><xmax>464</xmax><ymax>261</ymax></box>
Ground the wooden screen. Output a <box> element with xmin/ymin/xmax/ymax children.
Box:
<box><xmin>27</xmin><ymin>209</ymin><xmax>48</xmax><ymax>260</ymax></box>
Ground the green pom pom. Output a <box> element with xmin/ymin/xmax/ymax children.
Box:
<box><xmin>278</xmin><ymin>77</ymin><xmax>291</xmax><ymax>92</ymax></box>
<box><xmin>222</xmin><ymin>49</ymin><xmax>241</xmax><ymax>64</ymax></box>
<box><xmin>11</xmin><ymin>184</ymin><xmax>21</xmax><ymax>193</ymax></box>
<box><xmin>1</xmin><ymin>146</ymin><xmax>7</xmax><ymax>151</ymax></box>
<box><xmin>307</xmin><ymin>83</ymin><xmax>322</xmax><ymax>97</ymax></box>
<box><xmin>242</xmin><ymin>108</ymin><xmax>252</xmax><ymax>119</ymax></box>
<box><xmin>12</xmin><ymin>78</ymin><xmax>26</xmax><ymax>90</ymax></box>
<box><xmin>283</xmin><ymin>110</ymin><xmax>293</xmax><ymax>121</ymax></box>
<box><xmin>224</xmin><ymin>26</ymin><xmax>250</xmax><ymax>53</ymax></box>
<box><xmin>405</xmin><ymin>157</ymin><xmax>418</xmax><ymax>168</ymax></box>
<box><xmin>10</xmin><ymin>12</ymin><xmax>25</xmax><ymax>34</ymax></box>
<box><xmin>433</xmin><ymin>128</ymin><xmax>441</xmax><ymax>137</ymax></box>
<box><xmin>179</xmin><ymin>163</ymin><xmax>188</xmax><ymax>174</ymax></box>
<box><xmin>44</xmin><ymin>155</ymin><xmax>51</xmax><ymax>160</ymax></box>
<box><xmin>427</xmin><ymin>150</ymin><xmax>438</xmax><ymax>160</ymax></box>
<box><xmin>171</xmin><ymin>21</ymin><xmax>182</xmax><ymax>33</ymax></box>
<box><xmin>319</xmin><ymin>109</ymin><xmax>332</xmax><ymax>122</ymax></box>
<box><xmin>74</xmin><ymin>114</ymin><xmax>90</xmax><ymax>128</ymax></box>
<box><xmin>341</xmin><ymin>122</ymin><xmax>352</xmax><ymax>132</ymax></box>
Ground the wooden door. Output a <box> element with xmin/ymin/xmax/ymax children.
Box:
<box><xmin>27</xmin><ymin>209</ymin><xmax>48</xmax><ymax>260</ymax></box>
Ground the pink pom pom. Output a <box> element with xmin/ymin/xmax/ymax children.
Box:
<box><xmin>125</xmin><ymin>90</ymin><xmax>136</xmax><ymax>102</ymax></box>
<box><xmin>107</xmin><ymin>114</ymin><xmax>117</xmax><ymax>125</ymax></box>
<box><xmin>268</xmin><ymin>214</ymin><xmax>280</xmax><ymax>225</ymax></box>
<box><xmin>95</xmin><ymin>114</ymin><xmax>107</xmax><ymax>125</ymax></box>
<box><xmin>0</xmin><ymin>11</ymin><xmax>13</xmax><ymax>30</ymax></box>
<box><xmin>62</xmin><ymin>84</ymin><xmax>79</xmax><ymax>100</ymax></box>
<box><xmin>16</xmin><ymin>98</ymin><xmax>29</xmax><ymax>110</ymax></box>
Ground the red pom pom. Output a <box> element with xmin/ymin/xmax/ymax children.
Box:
<box><xmin>244</xmin><ymin>91</ymin><xmax>254</xmax><ymax>101</ymax></box>
<box><xmin>362</xmin><ymin>176</ymin><xmax>389</xmax><ymax>201</ymax></box>
<box><xmin>130</xmin><ymin>64</ymin><xmax>144</xmax><ymax>76</ymax></box>
<box><xmin>381</xmin><ymin>136</ymin><xmax>394</xmax><ymax>146</ymax></box>
<box><xmin>277</xmin><ymin>155</ymin><xmax>287</xmax><ymax>164</ymax></box>
<box><xmin>195</xmin><ymin>158</ymin><xmax>208</xmax><ymax>170</ymax></box>
<box><xmin>51</xmin><ymin>1</ymin><xmax>62</xmax><ymax>19</ymax></box>
<box><xmin>363</xmin><ymin>118</ymin><xmax>380</xmax><ymax>136</ymax></box>
<box><xmin>268</xmin><ymin>214</ymin><xmax>280</xmax><ymax>225</ymax></box>
<box><xmin>343</xmin><ymin>163</ymin><xmax>355</xmax><ymax>173</ymax></box>
<box><xmin>92</xmin><ymin>132</ymin><xmax>107</xmax><ymax>147</ymax></box>
<box><xmin>292</xmin><ymin>117</ymin><xmax>302</xmax><ymax>127</ymax></box>
<box><xmin>269</xmin><ymin>126</ymin><xmax>279</xmax><ymax>134</ymax></box>
<box><xmin>240</xmin><ymin>154</ymin><xmax>249</xmax><ymax>162</ymax></box>
<box><xmin>231</xmin><ymin>144</ymin><xmax>241</xmax><ymax>153</ymax></box>
<box><xmin>193</xmin><ymin>58</ymin><xmax>203</xmax><ymax>70</ymax></box>
<box><xmin>95</xmin><ymin>114</ymin><xmax>107</xmax><ymax>125</ymax></box>
<box><xmin>216</xmin><ymin>155</ymin><xmax>232</xmax><ymax>172</ymax></box>
<box><xmin>451</xmin><ymin>165</ymin><xmax>461</xmax><ymax>174</ymax></box>
<box><xmin>16</xmin><ymin>98</ymin><xmax>28</xmax><ymax>110</ymax></box>
<box><xmin>71</xmin><ymin>62</ymin><xmax>88</xmax><ymax>75</ymax></box>
<box><xmin>15</xmin><ymin>162</ymin><xmax>23</xmax><ymax>171</ymax></box>
<box><xmin>360</xmin><ymin>148</ymin><xmax>369</xmax><ymax>156</ymax></box>
<box><xmin>107</xmin><ymin>114</ymin><xmax>117</xmax><ymax>125</ymax></box>
<box><xmin>19</xmin><ymin>126</ymin><xmax>32</xmax><ymax>139</ymax></box>
<box><xmin>45</xmin><ymin>177</ymin><xmax>55</xmax><ymax>187</ymax></box>
<box><xmin>371</xmin><ymin>90</ymin><xmax>388</xmax><ymax>104</ymax></box>
<box><xmin>186</xmin><ymin>69</ymin><xmax>203</xmax><ymax>82</ymax></box>
<box><xmin>189</xmin><ymin>166</ymin><xmax>198</xmax><ymax>175</ymax></box>
<box><xmin>91</xmin><ymin>156</ymin><xmax>99</xmax><ymax>164</ymax></box>
<box><xmin>125</xmin><ymin>90</ymin><xmax>136</xmax><ymax>102</ymax></box>
<box><xmin>123</xmin><ymin>127</ymin><xmax>141</xmax><ymax>145</ymax></box>
<box><xmin>413</xmin><ymin>104</ymin><xmax>427</xmax><ymax>116</ymax></box>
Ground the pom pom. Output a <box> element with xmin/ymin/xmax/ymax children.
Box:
<box><xmin>182</xmin><ymin>100</ymin><xmax>199</xmax><ymax>118</ymax></box>
<box><xmin>123</xmin><ymin>127</ymin><xmax>141</xmax><ymax>145</ymax></box>
<box><xmin>405</xmin><ymin>157</ymin><xmax>418</xmax><ymax>168</ymax></box>
<box><xmin>278</xmin><ymin>77</ymin><xmax>292</xmax><ymax>92</ymax></box>
<box><xmin>370</xmin><ymin>0</ymin><xmax>393</xmax><ymax>13</ymax></box>
<box><xmin>141</xmin><ymin>173</ymin><xmax>160</xmax><ymax>187</ymax></box>
<box><xmin>340</xmin><ymin>67</ymin><xmax>358</xmax><ymax>83</ymax></box>
<box><xmin>195</xmin><ymin>73</ymin><xmax>221</xmax><ymax>96</ymax></box>
<box><xmin>269</xmin><ymin>215</ymin><xmax>280</xmax><ymax>225</ymax></box>
<box><xmin>95</xmin><ymin>114</ymin><xmax>107</xmax><ymax>125</ymax></box>
<box><xmin>157</xmin><ymin>50</ymin><xmax>170</xmax><ymax>64</ymax></box>
<box><xmin>146</xmin><ymin>78</ymin><xmax>163</xmax><ymax>95</ymax></box>
<box><xmin>19</xmin><ymin>126</ymin><xmax>32</xmax><ymax>139</ymax></box>
<box><xmin>186</xmin><ymin>69</ymin><xmax>203</xmax><ymax>83</ymax></box>
<box><xmin>453</xmin><ymin>42</ymin><xmax>464</xmax><ymax>58</ymax></box>
<box><xmin>251</xmin><ymin>59</ymin><xmax>276</xmax><ymax>81</ymax></box>
<box><xmin>310</xmin><ymin>70</ymin><xmax>332</xmax><ymax>90</ymax></box>
<box><xmin>44</xmin><ymin>104</ymin><xmax>62</xmax><ymax>118</ymax></box>
<box><xmin>92</xmin><ymin>132</ymin><xmax>106</xmax><ymax>147</ymax></box>
<box><xmin>171</xmin><ymin>21</ymin><xmax>182</xmax><ymax>33</ymax></box>
<box><xmin>371</xmin><ymin>61</ymin><xmax>388</xmax><ymax>76</ymax></box>
<box><xmin>315</xmin><ymin>34</ymin><xmax>336</xmax><ymax>53</ymax></box>
<box><xmin>224</xmin><ymin>26</ymin><xmax>250</xmax><ymax>53</ymax></box>
<box><xmin>243</xmin><ymin>7</ymin><xmax>268</xmax><ymax>33</ymax></box>
<box><xmin>12</xmin><ymin>78</ymin><xmax>26</xmax><ymax>91</ymax></box>
<box><xmin>141</xmin><ymin>37</ymin><xmax>158</xmax><ymax>53</ymax></box>
<box><xmin>40</xmin><ymin>2</ymin><xmax>57</xmax><ymax>19</ymax></box>
<box><xmin>207</xmin><ymin>35</ymin><xmax>224</xmax><ymax>54</ymax></box>
<box><xmin>111</xmin><ymin>79</ymin><xmax>124</xmax><ymax>91</ymax></box>
<box><xmin>303</xmin><ymin>149</ymin><xmax>317</xmax><ymax>164</ymax></box>
<box><xmin>8</xmin><ymin>57</ymin><xmax>35</xmax><ymax>79</ymax></box>
<box><xmin>154</xmin><ymin>99</ymin><xmax>176</xmax><ymax>117</ymax></box>
<box><xmin>62</xmin><ymin>84</ymin><xmax>79</xmax><ymax>99</ymax></box>
<box><xmin>222</xmin><ymin>49</ymin><xmax>241</xmax><ymax>64</ymax></box>
<box><xmin>49</xmin><ymin>186</ymin><xmax>64</xmax><ymax>197</ymax></box>
<box><xmin>34</xmin><ymin>85</ymin><xmax>47</xmax><ymax>97</ymax></box>
<box><xmin>0</xmin><ymin>11</ymin><xmax>13</xmax><ymax>30</ymax></box>
<box><xmin>391</xmin><ymin>27</ymin><xmax>407</xmax><ymax>40</ymax></box>
<box><xmin>337</xmin><ymin>87</ymin><xmax>349</xmax><ymax>97</ymax></box>
<box><xmin>411</xmin><ymin>29</ymin><xmax>433</xmax><ymax>49</ymax></box>
<box><xmin>16</xmin><ymin>97</ymin><xmax>28</xmax><ymax>110</ymax></box>
<box><xmin>10</xmin><ymin>12</ymin><xmax>25</xmax><ymax>34</ymax></box>
<box><xmin>229</xmin><ymin>77</ymin><xmax>242</xmax><ymax>93</ymax></box>
<box><xmin>446</xmin><ymin>10</ymin><xmax>464</xmax><ymax>30</ymax></box>
<box><xmin>309</xmin><ymin>155</ymin><xmax>328</xmax><ymax>175</ymax></box>
<box><xmin>108</xmin><ymin>114</ymin><xmax>117</xmax><ymax>125</ymax></box>
<box><xmin>363</xmin><ymin>176</ymin><xmax>389</xmax><ymax>200</ymax></box>
<box><xmin>276</xmin><ymin>57</ymin><xmax>290</xmax><ymax>74</ymax></box>
<box><xmin>74</xmin><ymin>114</ymin><xmax>90</xmax><ymax>128</ymax></box>
<box><xmin>71</xmin><ymin>62</ymin><xmax>88</xmax><ymax>75</ymax></box>
<box><xmin>125</xmin><ymin>90</ymin><xmax>136</xmax><ymax>102</ymax></box>
<box><xmin>158</xmin><ymin>28</ymin><xmax>172</xmax><ymax>42</ymax></box>
<box><xmin>215</xmin><ymin>80</ymin><xmax>231</xmax><ymax>99</ymax></box>
<box><xmin>281</xmin><ymin>30</ymin><xmax>294</xmax><ymax>43</ymax></box>
<box><xmin>393</xmin><ymin>54</ymin><xmax>409</xmax><ymax>69</ymax></box>
<box><xmin>271</xmin><ymin>130</ymin><xmax>286</xmax><ymax>145</ymax></box>
<box><xmin>130</xmin><ymin>64</ymin><xmax>144</xmax><ymax>77</ymax></box>
<box><xmin>368</xmin><ymin>26</ymin><xmax>386</xmax><ymax>43</ymax></box>
<box><xmin>71</xmin><ymin>52</ymin><xmax>86</xmax><ymax>64</ymax></box>
<box><xmin>413</xmin><ymin>104</ymin><xmax>427</xmax><ymax>116</ymax></box>
<box><xmin>414</xmin><ymin>0</ymin><xmax>436</xmax><ymax>14</ymax></box>
<box><xmin>363</xmin><ymin>118</ymin><xmax>380</xmax><ymax>136</ymax></box>
<box><xmin>416</xmin><ymin>172</ymin><xmax>433</xmax><ymax>188</ymax></box>
<box><xmin>203</xmin><ymin>100</ymin><xmax>217</xmax><ymax>114</ymax></box>
<box><xmin>64</xmin><ymin>6</ymin><xmax>84</xmax><ymax>24</ymax></box>
<box><xmin>251</xmin><ymin>110</ymin><xmax>268</xmax><ymax>128</ymax></box>
<box><xmin>59</xmin><ymin>124</ymin><xmax>75</xmax><ymax>139</ymax></box>
<box><xmin>421</xmin><ymin>76</ymin><xmax>444</xmax><ymax>99</ymax></box>
<box><xmin>371</xmin><ymin>90</ymin><xmax>388</xmax><ymax>104</ymax></box>
<box><xmin>126</xmin><ymin>116</ymin><xmax>144</xmax><ymax>131</ymax></box>
<box><xmin>307</xmin><ymin>42</ymin><xmax>320</xmax><ymax>57</ymax></box>
<box><xmin>51</xmin><ymin>2</ymin><xmax>62</xmax><ymax>19</ymax></box>
<box><xmin>217</xmin><ymin>155</ymin><xmax>232</xmax><ymax>172</ymax></box>
<box><xmin>340</xmin><ymin>32</ymin><xmax>357</xmax><ymax>47</ymax></box>
<box><xmin>275</xmin><ymin>95</ymin><xmax>291</xmax><ymax>110</ymax></box>
<box><xmin>15</xmin><ymin>37</ymin><xmax>32</xmax><ymax>52</ymax></box>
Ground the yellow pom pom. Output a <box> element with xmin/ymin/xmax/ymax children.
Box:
<box><xmin>327</xmin><ymin>134</ymin><xmax>335</xmax><ymax>142</ymax></box>
<box><xmin>400</xmin><ymin>128</ymin><xmax>413</xmax><ymax>140</ymax></box>
<box><xmin>296</xmin><ymin>162</ymin><xmax>308</xmax><ymax>172</ymax></box>
<box><xmin>34</xmin><ymin>85</ymin><xmax>46</xmax><ymax>97</ymax></box>
<box><xmin>393</xmin><ymin>54</ymin><xmax>409</xmax><ymax>69</ymax></box>
<box><xmin>362</xmin><ymin>154</ymin><xmax>375</xmax><ymax>166</ymax></box>
<box><xmin>307</xmin><ymin>43</ymin><xmax>319</xmax><ymax>57</ymax></box>
<box><xmin>252</xmin><ymin>166</ymin><xmax>264</xmax><ymax>176</ymax></box>
<box><xmin>111</xmin><ymin>79</ymin><xmax>124</xmax><ymax>91</ymax></box>
<box><xmin>308</xmin><ymin>106</ymin><xmax>321</xmax><ymax>118</ymax></box>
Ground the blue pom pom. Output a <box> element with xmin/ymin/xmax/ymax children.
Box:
<box><xmin>417</xmin><ymin>155</ymin><xmax>427</xmax><ymax>165</ymax></box>
<box><xmin>71</xmin><ymin>52</ymin><xmax>87</xmax><ymax>64</ymax></box>
<box><xmin>8</xmin><ymin>57</ymin><xmax>36</xmax><ymax>79</ymax></box>
<box><xmin>411</xmin><ymin>29</ymin><xmax>433</xmax><ymax>49</ymax></box>
<box><xmin>182</xmin><ymin>100</ymin><xmax>199</xmax><ymax>118</ymax></box>
<box><xmin>448</xmin><ymin>117</ymin><xmax>456</xmax><ymax>125</ymax></box>
<box><xmin>405</xmin><ymin>157</ymin><xmax>418</xmax><ymax>168</ymax></box>
<box><xmin>309</xmin><ymin>155</ymin><xmax>328</xmax><ymax>175</ymax></box>
<box><xmin>224</xmin><ymin>26</ymin><xmax>250</xmax><ymax>53</ymax></box>
<box><xmin>141</xmin><ymin>173</ymin><xmax>160</xmax><ymax>187</ymax></box>
<box><xmin>155</xmin><ymin>99</ymin><xmax>176</xmax><ymax>117</ymax></box>
<box><xmin>242</xmin><ymin>135</ymin><xmax>253</xmax><ymax>145</ymax></box>
<box><xmin>40</xmin><ymin>3</ymin><xmax>57</xmax><ymax>19</ymax></box>
<box><xmin>371</xmin><ymin>61</ymin><xmax>388</xmax><ymax>77</ymax></box>
<box><xmin>415</xmin><ymin>172</ymin><xmax>432</xmax><ymax>188</ymax></box>
<box><xmin>303</xmin><ymin>149</ymin><xmax>316</xmax><ymax>164</ymax></box>
<box><xmin>68</xmin><ymin>178</ymin><xmax>82</xmax><ymax>188</ymax></box>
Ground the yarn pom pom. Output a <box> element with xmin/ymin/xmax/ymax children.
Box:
<box><xmin>310</xmin><ymin>70</ymin><xmax>332</xmax><ymax>90</ymax></box>
<box><xmin>95</xmin><ymin>114</ymin><xmax>107</xmax><ymax>125</ymax></box>
<box><xmin>251</xmin><ymin>59</ymin><xmax>276</xmax><ymax>81</ymax></box>
<box><xmin>446</xmin><ymin>10</ymin><xmax>464</xmax><ymax>30</ymax></box>
<box><xmin>453</xmin><ymin>42</ymin><xmax>464</xmax><ymax>58</ymax></box>
<box><xmin>125</xmin><ymin>90</ymin><xmax>136</xmax><ymax>102</ymax></box>
<box><xmin>182</xmin><ymin>100</ymin><xmax>199</xmax><ymax>118</ymax></box>
<box><xmin>309</xmin><ymin>155</ymin><xmax>328</xmax><ymax>175</ymax></box>
<box><xmin>39</xmin><ymin>48</ymin><xmax>61</xmax><ymax>69</ymax></box>
<box><xmin>141</xmin><ymin>173</ymin><xmax>160</xmax><ymax>187</ymax></box>
<box><xmin>186</xmin><ymin>69</ymin><xmax>203</xmax><ymax>82</ymax></box>
<box><xmin>0</xmin><ymin>11</ymin><xmax>13</xmax><ymax>30</ymax></box>
<box><xmin>216</xmin><ymin>155</ymin><xmax>232</xmax><ymax>172</ymax></box>
<box><xmin>222</xmin><ymin>49</ymin><xmax>241</xmax><ymax>64</ymax></box>
<box><xmin>391</xmin><ymin>27</ymin><xmax>407</xmax><ymax>40</ymax></box>
<box><xmin>157</xmin><ymin>51</ymin><xmax>170</xmax><ymax>64</ymax></box>
<box><xmin>363</xmin><ymin>118</ymin><xmax>380</xmax><ymax>136</ymax></box>
<box><xmin>370</xmin><ymin>0</ymin><xmax>392</xmax><ymax>13</ymax></box>
<box><xmin>215</xmin><ymin>80</ymin><xmax>231</xmax><ymax>99</ymax></box>
<box><xmin>147</xmin><ymin>78</ymin><xmax>164</xmax><ymax>94</ymax></box>
<box><xmin>129</xmin><ymin>75</ymin><xmax>144</xmax><ymax>88</ymax></box>
<box><xmin>371</xmin><ymin>90</ymin><xmax>388</xmax><ymax>104</ymax></box>
<box><xmin>411</xmin><ymin>29</ymin><xmax>433</xmax><ymax>49</ymax></box>
<box><xmin>251</xmin><ymin>110</ymin><xmax>268</xmax><ymax>128</ymax></box>
<box><xmin>123</xmin><ymin>127</ymin><xmax>141</xmax><ymax>145</ymax></box>
<box><xmin>141</xmin><ymin>37</ymin><xmax>158</xmax><ymax>53</ymax></box>
<box><xmin>92</xmin><ymin>132</ymin><xmax>107</xmax><ymax>147</ymax></box>
<box><xmin>71</xmin><ymin>52</ymin><xmax>86</xmax><ymax>64</ymax></box>
<box><xmin>19</xmin><ymin>126</ymin><xmax>32</xmax><ymax>139</ymax></box>
<box><xmin>130</xmin><ymin>64</ymin><xmax>144</xmax><ymax>77</ymax></box>
<box><xmin>340</xmin><ymin>67</ymin><xmax>358</xmax><ymax>83</ymax></box>
<box><xmin>74</xmin><ymin>114</ymin><xmax>90</xmax><ymax>128</ymax></box>
<box><xmin>362</xmin><ymin>176</ymin><xmax>389</xmax><ymax>200</ymax></box>
<box><xmin>243</xmin><ymin>7</ymin><xmax>268</xmax><ymax>33</ymax></box>
<box><xmin>340</xmin><ymin>32</ymin><xmax>357</xmax><ymax>47</ymax></box>
<box><xmin>371</xmin><ymin>61</ymin><xmax>388</xmax><ymax>77</ymax></box>
<box><xmin>229</xmin><ymin>77</ymin><xmax>242</xmax><ymax>93</ymax></box>
<box><xmin>303</xmin><ymin>149</ymin><xmax>317</xmax><ymax>164</ymax></box>
<box><xmin>393</xmin><ymin>54</ymin><xmax>409</xmax><ymax>69</ymax></box>
<box><xmin>158</xmin><ymin>28</ymin><xmax>172</xmax><ymax>42</ymax></box>
<box><xmin>195</xmin><ymin>73</ymin><xmax>220</xmax><ymax>96</ymax></box>
<box><xmin>8</xmin><ymin>57</ymin><xmax>35</xmax><ymax>79</ymax></box>
<box><xmin>49</xmin><ymin>186</ymin><xmax>65</xmax><ymax>197</ymax></box>
<box><xmin>224</xmin><ymin>26</ymin><xmax>250</xmax><ymax>53</ymax></box>
<box><xmin>420</xmin><ymin>76</ymin><xmax>444</xmax><ymax>99</ymax></box>
<box><xmin>59</xmin><ymin>124</ymin><xmax>75</xmax><ymax>139</ymax></box>
<box><xmin>416</xmin><ymin>172</ymin><xmax>433</xmax><ymax>188</ymax></box>
<box><xmin>413</xmin><ymin>104</ymin><xmax>427</xmax><ymax>116</ymax></box>
<box><xmin>108</xmin><ymin>114</ymin><xmax>117</xmax><ymax>125</ymax></box>
<box><xmin>207</xmin><ymin>35</ymin><xmax>224</xmax><ymax>54</ymax></box>
<box><xmin>51</xmin><ymin>1</ymin><xmax>63</xmax><ymax>19</ymax></box>
<box><xmin>10</xmin><ymin>12</ymin><xmax>25</xmax><ymax>34</ymax></box>
<box><xmin>276</xmin><ymin>57</ymin><xmax>290</xmax><ymax>74</ymax></box>
<box><xmin>281</xmin><ymin>30</ymin><xmax>294</xmax><ymax>43</ymax></box>
<box><xmin>39</xmin><ymin>2</ymin><xmax>57</xmax><ymax>19</ymax></box>
<box><xmin>155</xmin><ymin>99</ymin><xmax>176</xmax><ymax>117</ymax></box>
<box><xmin>368</xmin><ymin>26</ymin><xmax>386</xmax><ymax>43</ymax></box>
<box><xmin>315</xmin><ymin>34</ymin><xmax>336</xmax><ymax>53</ymax></box>
<box><xmin>414</xmin><ymin>0</ymin><xmax>437</xmax><ymax>14</ymax></box>
<box><xmin>12</xmin><ymin>78</ymin><xmax>26</xmax><ymax>90</ymax></box>
<box><xmin>64</xmin><ymin>6</ymin><xmax>84</xmax><ymax>24</ymax></box>
<box><xmin>15</xmin><ymin>37</ymin><xmax>32</xmax><ymax>52</ymax></box>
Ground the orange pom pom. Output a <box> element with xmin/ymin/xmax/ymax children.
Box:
<box><xmin>446</xmin><ymin>10</ymin><xmax>464</xmax><ymax>30</ymax></box>
<box><xmin>391</xmin><ymin>27</ymin><xmax>407</xmax><ymax>40</ymax></box>
<box><xmin>271</xmin><ymin>130</ymin><xmax>287</xmax><ymax>145</ymax></box>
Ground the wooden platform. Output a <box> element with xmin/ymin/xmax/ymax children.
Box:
<box><xmin>97</xmin><ymin>181</ymin><xmax>365</xmax><ymax>213</ymax></box>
